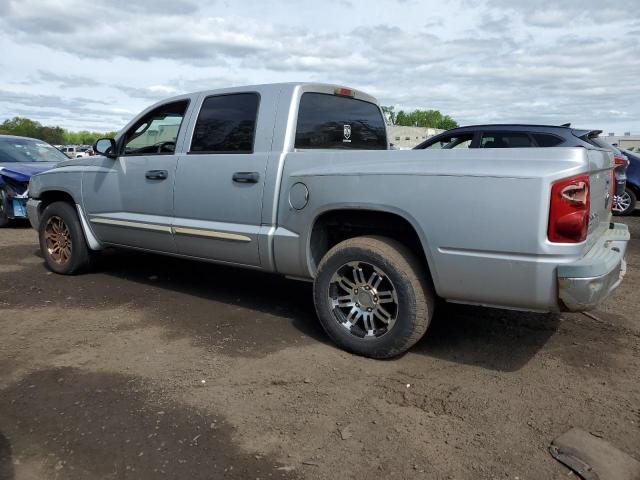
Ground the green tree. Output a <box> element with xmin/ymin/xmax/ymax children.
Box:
<box><xmin>0</xmin><ymin>116</ymin><xmax>117</xmax><ymax>145</ymax></box>
<box><xmin>380</xmin><ymin>106</ymin><xmax>396</xmax><ymax>125</ymax></box>
<box><xmin>40</xmin><ymin>126</ymin><xmax>66</xmax><ymax>145</ymax></box>
<box><xmin>62</xmin><ymin>130</ymin><xmax>118</xmax><ymax>145</ymax></box>
<box><xmin>391</xmin><ymin>109</ymin><xmax>459</xmax><ymax>130</ymax></box>
<box><xmin>437</xmin><ymin>115</ymin><xmax>458</xmax><ymax>131</ymax></box>
<box><xmin>395</xmin><ymin>110</ymin><xmax>408</xmax><ymax>126</ymax></box>
<box><xmin>0</xmin><ymin>117</ymin><xmax>43</xmax><ymax>138</ymax></box>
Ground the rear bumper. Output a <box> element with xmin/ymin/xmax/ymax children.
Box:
<box><xmin>558</xmin><ymin>223</ymin><xmax>630</xmax><ymax>311</ymax></box>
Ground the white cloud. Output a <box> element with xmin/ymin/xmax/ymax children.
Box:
<box><xmin>0</xmin><ymin>0</ymin><xmax>639</xmax><ymax>134</ymax></box>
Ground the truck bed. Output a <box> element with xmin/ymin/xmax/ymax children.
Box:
<box><xmin>275</xmin><ymin>146</ymin><xmax>615</xmax><ymax>311</ymax></box>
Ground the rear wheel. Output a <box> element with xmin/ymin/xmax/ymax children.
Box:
<box><xmin>0</xmin><ymin>187</ymin><xmax>11</xmax><ymax>227</ymax></box>
<box><xmin>613</xmin><ymin>188</ymin><xmax>637</xmax><ymax>216</ymax></box>
<box><xmin>38</xmin><ymin>201</ymin><xmax>92</xmax><ymax>274</ymax></box>
<box><xmin>313</xmin><ymin>236</ymin><xmax>435</xmax><ymax>358</ymax></box>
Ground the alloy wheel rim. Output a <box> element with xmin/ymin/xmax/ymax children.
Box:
<box><xmin>328</xmin><ymin>261</ymin><xmax>398</xmax><ymax>339</ymax></box>
<box><xmin>44</xmin><ymin>215</ymin><xmax>72</xmax><ymax>265</ymax></box>
<box><xmin>613</xmin><ymin>192</ymin><xmax>631</xmax><ymax>213</ymax></box>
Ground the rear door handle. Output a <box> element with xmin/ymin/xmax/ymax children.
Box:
<box><xmin>232</xmin><ymin>172</ymin><xmax>260</xmax><ymax>184</ymax></box>
<box><xmin>145</xmin><ymin>170</ymin><xmax>168</xmax><ymax>180</ymax></box>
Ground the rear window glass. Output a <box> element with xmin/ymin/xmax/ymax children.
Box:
<box><xmin>532</xmin><ymin>133</ymin><xmax>564</xmax><ymax>147</ymax></box>
<box><xmin>190</xmin><ymin>93</ymin><xmax>259</xmax><ymax>154</ymax></box>
<box><xmin>295</xmin><ymin>93</ymin><xmax>387</xmax><ymax>150</ymax></box>
<box><xmin>589</xmin><ymin>137</ymin><xmax>620</xmax><ymax>154</ymax></box>
<box><xmin>480</xmin><ymin>133</ymin><xmax>533</xmax><ymax>148</ymax></box>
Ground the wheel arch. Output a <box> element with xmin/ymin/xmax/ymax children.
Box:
<box><xmin>625</xmin><ymin>181</ymin><xmax>640</xmax><ymax>199</ymax></box>
<box><xmin>38</xmin><ymin>189</ymin><xmax>77</xmax><ymax>208</ymax></box>
<box><xmin>307</xmin><ymin>205</ymin><xmax>440</xmax><ymax>294</ymax></box>
<box><xmin>32</xmin><ymin>188</ymin><xmax>78</xmax><ymax>221</ymax></box>
<box><xmin>35</xmin><ymin>188</ymin><xmax>102</xmax><ymax>251</ymax></box>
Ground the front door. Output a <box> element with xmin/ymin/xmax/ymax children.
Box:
<box><xmin>83</xmin><ymin>99</ymin><xmax>191</xmax><ymax>252</ymax></box>
<box><xmin>172</xmin><ymin>92</ymin><xmax>268</xmax><ymax>266</ymax></box>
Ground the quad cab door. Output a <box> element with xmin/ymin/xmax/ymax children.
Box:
<box><xmin>82</xmin><ymin>98</ymin><xmax>192</xmax><ymax>252</ymax></box>
<box><xmin>172</xmin><ymin>91</ymin><xmax>273</xmax><ymax>267</ymax></box>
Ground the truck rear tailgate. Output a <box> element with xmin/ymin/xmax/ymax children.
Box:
<box><xmin>585</xmin><ymin>148</ymin><xmax>615</xmax><ymax>244</ymax></box>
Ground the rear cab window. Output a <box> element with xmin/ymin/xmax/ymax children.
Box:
<box><xmin>295</xmin><ymin>92</ymin><xmax>387</xmax><ymax>150</ymax></box>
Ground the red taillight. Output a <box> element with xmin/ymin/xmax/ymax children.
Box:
<box><xmin>548</xmin><ymin>174</ymin><xmax>590</xmax><ymax>243</ymax></box>
<box><xmin>614</xmin><ymin>154</ymin><xmax>628</xmax><ymax>168</ymax></box>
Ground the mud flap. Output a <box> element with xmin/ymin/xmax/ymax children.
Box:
<box><xmin>549</xmin><ymin>428</ymin><xmax>640</xmax><ymax>480</ymax></box>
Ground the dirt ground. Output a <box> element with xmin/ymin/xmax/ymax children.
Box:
<box><xmin>0</xmin><ymin>215</ymin><xmax>638</xmax><ymax>480</ymax></box>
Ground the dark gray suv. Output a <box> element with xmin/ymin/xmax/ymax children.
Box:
<box><xmin>414</xmin><ymin>124</ymin><xmax>627</xmax><ymax>205</ymax></box>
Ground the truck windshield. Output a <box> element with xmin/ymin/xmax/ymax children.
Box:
<box><xmin>0</xmin><ymin>138</ymin><xmax>68</xmax><ymax>163</ymax></box>
<box><xmin>295</xmin><ymin>93</ymin><xmax>387</xmax><ymax>150</ymax></box>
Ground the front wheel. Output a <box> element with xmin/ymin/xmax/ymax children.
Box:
<box><xmin>613</xmin><ymin>188</ymin><xmax>637</xmax><ymax>216</ymax></box>
<box><xmin>38</xmin><ymin>201</ymin><xmax>93</xmax><ymax>274</ymax></box>
<box><xmin>313</xmin><ymin>236</ymin><xmax>435</xmax><ymax>358</ymax></box>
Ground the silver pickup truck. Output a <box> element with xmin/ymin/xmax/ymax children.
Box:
<box><xmin>27</xmin><ymin>82</ymin><xmax>629</xmax><ymax>358</ymax></box>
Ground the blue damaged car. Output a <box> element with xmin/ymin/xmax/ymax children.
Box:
<box><xmin>0</xmin><ymin>135</ymin><xmax>67</xmax><ymax>227</ymax></box>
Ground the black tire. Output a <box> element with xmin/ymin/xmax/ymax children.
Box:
<box><xmin>0</xmin><ymin>187</ymin><xmax>11</xmax><ymax>228</ymax></box>
<box><xmin>613</xmin><ymin>188</ymin><xmax>637</xmax><ymax>216</ymax></box>
<box><xmin>313</xmin><ymin>236</ymin><xmax>435</xmax><ymax>359</ymax></box>
<box><xmin>38</xmin><ymin>201</ymin><xmax>92</xmax><ymax>274</ymax></box>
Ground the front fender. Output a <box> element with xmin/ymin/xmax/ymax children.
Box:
<box><xmin>29</xmin><ymin>171</ymin><xmax>81</xmax><ymax>203</ymax></box>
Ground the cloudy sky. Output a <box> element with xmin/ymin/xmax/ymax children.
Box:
<box><xmin>1</xmin><ymin>0</ymin><xmax>639</xmax><ymax>134</ymax></box>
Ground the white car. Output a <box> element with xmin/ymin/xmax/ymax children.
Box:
<box><xmin>61</xmin><ymin>146</ymin><xmax>88</xmax><ymax>158</ymax></box>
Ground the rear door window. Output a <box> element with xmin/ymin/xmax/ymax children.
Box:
<box><xmin>190</xmin><ymin>93</ymin><xmax>259</xmax><ymax>154</ymax></box>
<box><xmin>425</xmin><ymin>133</ymin><xmax>473</xmax><ymax>149</ymax></box>
<box><xmin>295</xmin><ymin>93</ymin><xmax>387</xmax><ymax>150</ymax></box>
<box><xmin>480</xmin><ymin>132</ymin><xmax>533</xmax><ymax>148</ymax></box>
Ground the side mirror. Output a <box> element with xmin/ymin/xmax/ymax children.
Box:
<box><xmin>93</xmin><ymin>138</ymin><xmax>117</xmax><ymax>158</ymax></box>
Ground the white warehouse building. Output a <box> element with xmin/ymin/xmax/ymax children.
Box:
<box><xmin>600</xmin><ymin>133</ymin><xmax>640</xmax><ymax>152</ymax></box>
<box><xmin>388</xmin><ymin>126</ymin><xmax>444</xmax><ymax>149</ymax></box>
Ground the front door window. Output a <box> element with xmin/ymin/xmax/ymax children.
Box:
<box><xmin>123</xmin><ymin>100</ymin><xmax>189</xmax><ymax>155</ymax></box>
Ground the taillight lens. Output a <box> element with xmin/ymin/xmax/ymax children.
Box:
<box><xmin>613</xmin><ymin>154</ymin><xmax>628</xmax><ymax>170</ymax></box>
<box><xmin>548</xmin><ymin>174</ymin><xmax>590</xmax><ymax>243</ymax></box>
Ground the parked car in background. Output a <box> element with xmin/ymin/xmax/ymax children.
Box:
<box><xmin>26</xmin><ymin>83</ymin><xmax>628</xmax><ymax>358</ymax></box>
<box><xmin>414</xmin><ymin>124</ymin><xmax>628</xmax><ymax>202</ymax></box>
<box><xmin>0</xmin><ymin>135</ymin><xmax>66</xmax><ymax>227</ymax></box>
<box><xmin>614</xmin><ymin>148</ymin><xmax>640</xmax><ymax>215</ymax></box>
<box><xmin>61</xmin><ymin>145</ymin><xmax>89</xmax><ymax>158</ymax></box>
<box><xmin>414</xmin><ymin>124</ymin><xmax>597</xmax><ymax>150</ymax></box>
<box><xmin>587</xmin><ymin>139</ymin><xmax>630</xmax><ymax>215</ymax></box>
